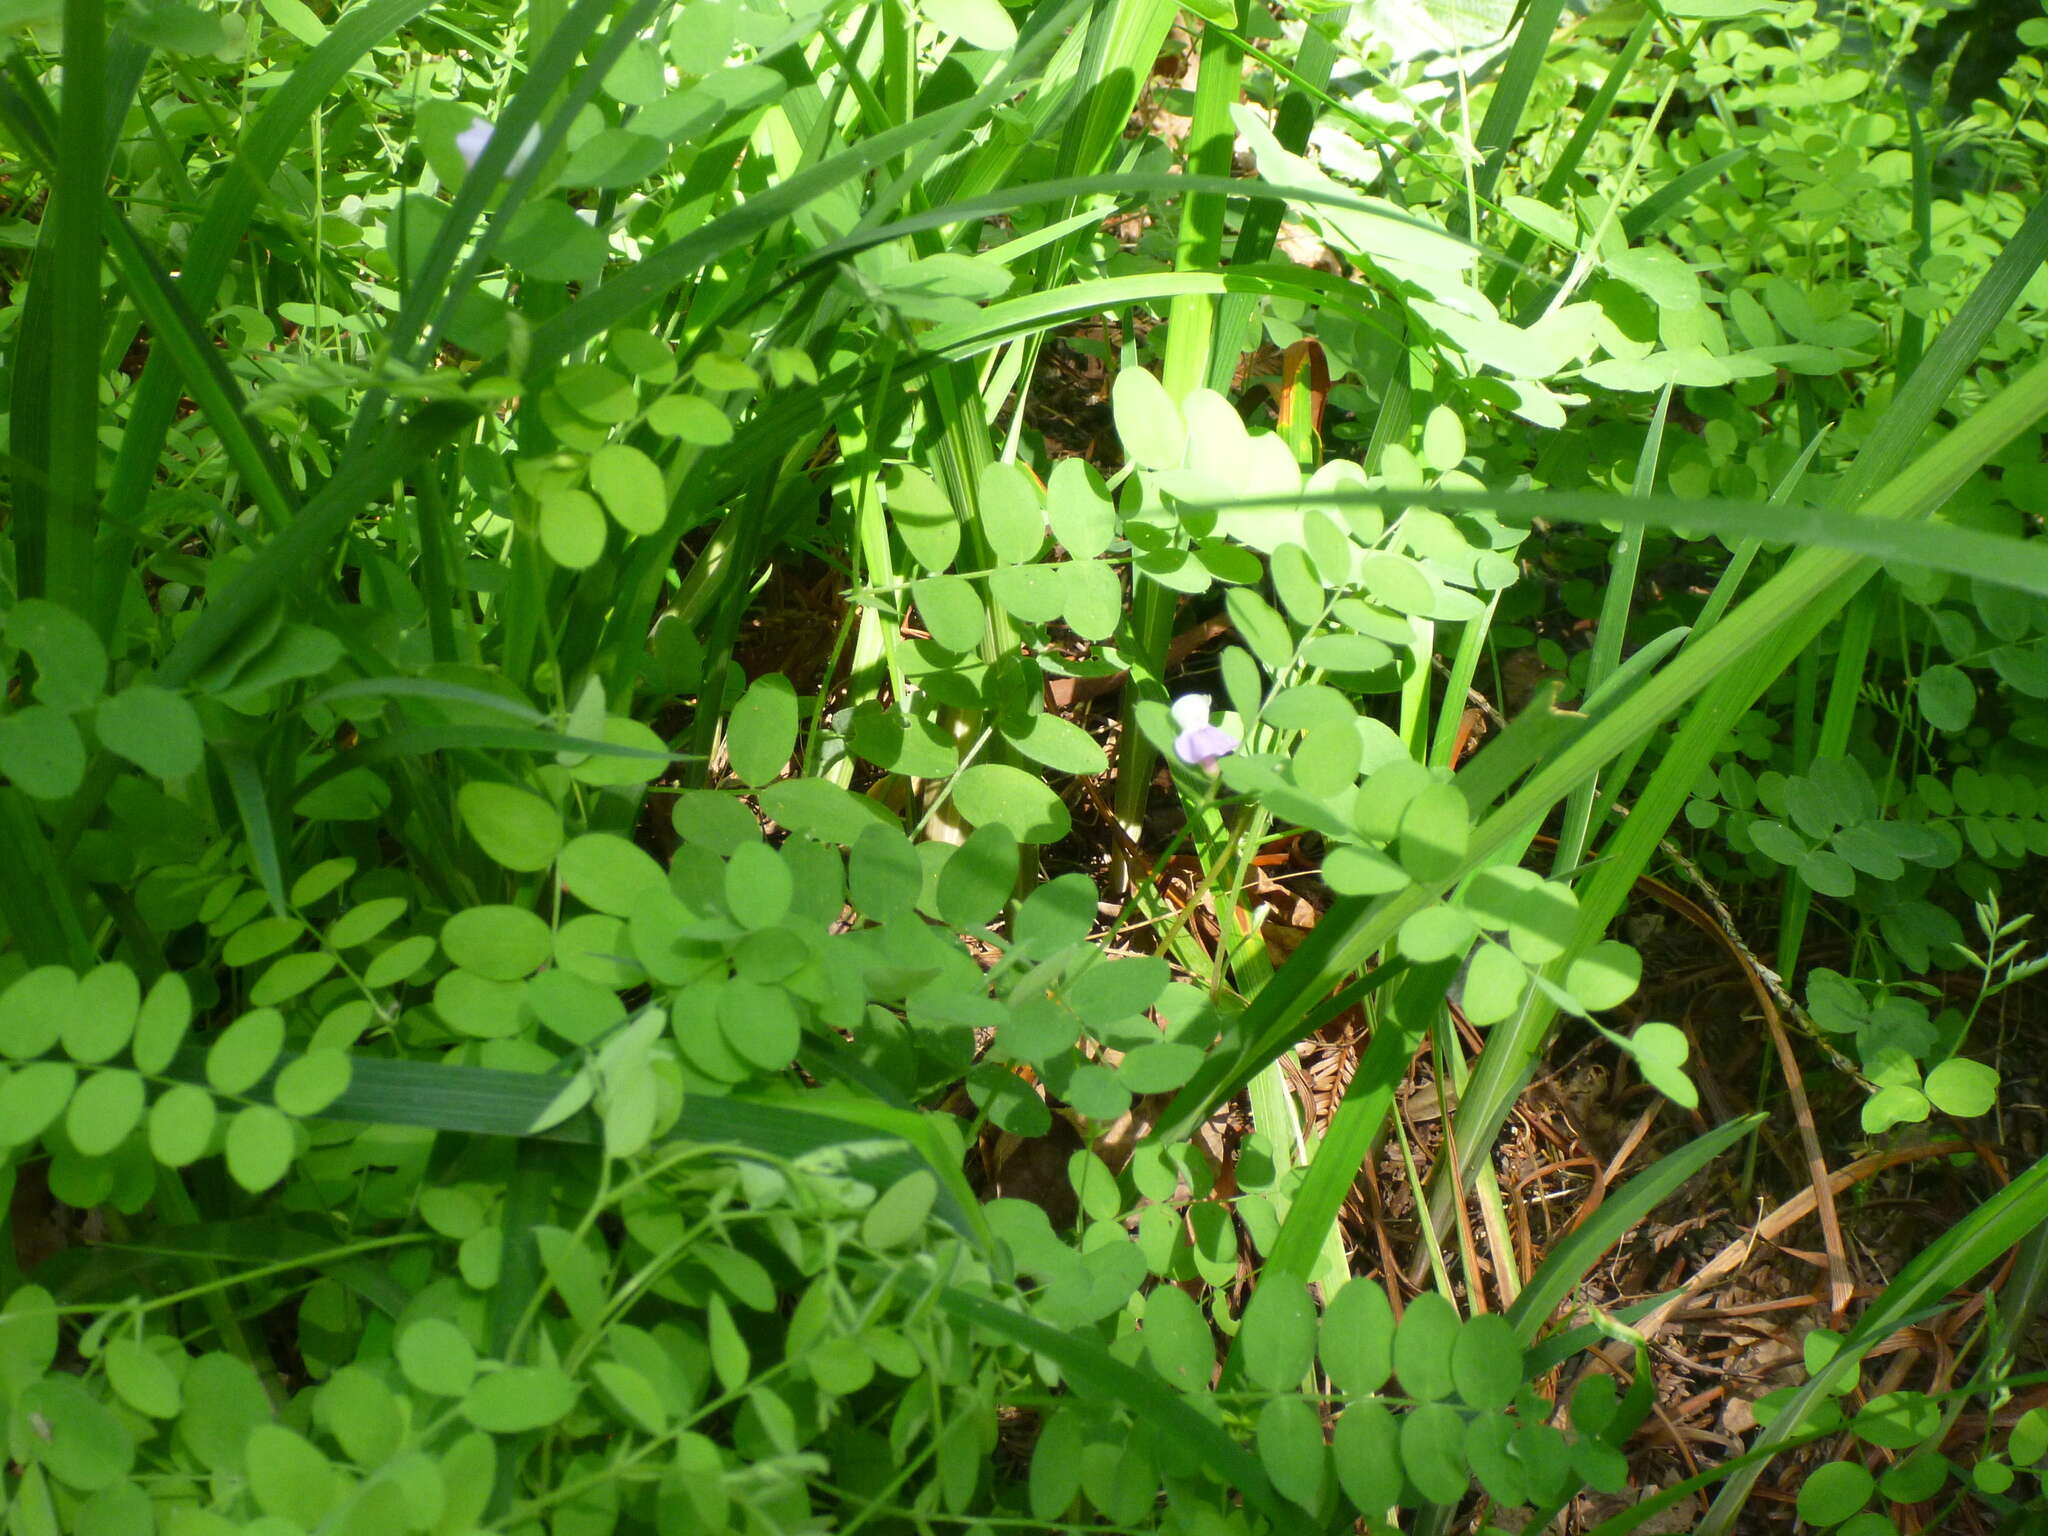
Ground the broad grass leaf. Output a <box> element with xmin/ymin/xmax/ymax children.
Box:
<box><xmin>952</xmin><ymin>764</ymin><xmax>1071</xmax><ymax>843</ymax></box>
<box><xmin>224</xmin><ymin>1104</ymin><xmax>295</xmax><ymax>1192</ymax></box>
<box><xmin>1393</xmin><ymin>1291</ymin><xmax>1460</xmax><ymax>1402</ymax></box>
<box><xmin>396</xmin><ymin>1318</ymin><xmax>476</xmax><ymax>1398</ymax></box>
<box><xmin>462</xmin><ymin>1366</ymin><xmax>580</xmax><ymax>1433</ymax></box>
<box><xmin>66</xmin><ymin>1071</ymin><xmax>145</xmax><ymax>1158</ymax></box>
<box><xmin>1332</xmin><ymin>1399</ymin><xmax>1402</xmax><ymax>1511</ymax></box>
<box><xmin>457</xmin><ymin>781</ymin><xmax>563</xmax><ymax>872</ymax></box>
<box><xmin>95</xmin><ymin>684</ymin><xmax>204</xmax><ymax>779</ymax></box>
<box><xmin>1321</xmin><ymin>1277</ymin><xmax>1395</xmax><ymax>1395</ymax></box>
<box><xmin>1257</xmin><ymin>1395</ymin><xmax>1328</xmax><ymax>1510</ymax></box>
<box><xmin>1238</xmin><ymin>1280</ymin><xmax>1316</xmax><ymax>1391</ymax></box>
<box><xmin>726</xmin><ymin>673</ymin><xmax>798</xmax><ymax>786</ymax></box>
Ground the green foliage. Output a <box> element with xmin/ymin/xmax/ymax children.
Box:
<box><xmin>0</xmin><ymin>0</ymin><xmax>2046</xmax><ymax>1525</ymax></box>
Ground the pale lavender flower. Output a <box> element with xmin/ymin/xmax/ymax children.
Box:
<box><xmin>1170</xmin><ymin>693</ymin><xmax>1237</xmax><ymax>773</ymax></box>
<box><xmin>455</xmin><ymin>115</ymin><xmax>541</xmax><ymax>177</ymax></box>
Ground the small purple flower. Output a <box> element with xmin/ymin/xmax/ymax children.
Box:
<box><xmin>455</xmin><ymin>115</ymin><xmax>540</xmax><ymax>177</ymax></box>
<box><xmin>1170</xmin><ymin>693</ymin><xmax>1238</xmax><ymax>773</ymax></box>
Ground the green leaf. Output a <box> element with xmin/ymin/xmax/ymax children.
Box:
<box><xmin>94</xmin><ymin>684</ymin><xmax>204</xmax><ymax>778</ymax></box>
<box><xmin>1332</xmin><ymin>1399</ymin><xmax>1402</xmax><ymax>1511</ymax></box>
<box><xmin>724</xmin><ymin>842</ymin><xmax>794</xmax><ymax>929</ymax></box>
<box><xmin>147</xmin><ymin>1085</ymin><xmax>216</xmax><ymax>1167</ymax></box>
<box><xmin>726</xmin><ymin>673</ymin><xmax>798</xmax><ymax>786</ymax></box>
<box><xmin>63</xmin><ymin>963</ymin><xmax>138</xmax><ymax>1064</ymax></box>
<box><xmin>978</xmin><ymin>461</ymin><xmax>1045</xmax><ymax>566</ymax></box>
<box><xmin>1321</xmin><ymin>1277</ymin><xmax>1395</xmax><ymax>1396</ymax></box>
<box><xmin>1224</xmin><ymin>587</ymin><xmax>1294</xmax><ymax>673</ymax></box>
<box><xmin>935</xmin><ymin>823</ymin><xmax>1019</xmax><ymax>929</ymax></box>
<box><xmin>463</xmin><ymin>1364</ymin><xmax>582</xmax><ymax>1432</ymax></box>
<box><xmin>207</xmin><ymin>1009</ymin><xmax>285</xmax><ymax>1096</ymax></box>
<box><xmin>1797</xmin><ymin>1461</ymin><xmax>1876</xmax><ymax>1526</ymax></box>
<box><xmin>442</xmin><ymin>905</ymin><xmax>553</xmax><ymax>980</ymax></box>
<box><xmin>911</xmin><ymin>574</ymin><xmax>985</xmax><ymax>653</ymax></box>
<box><xmin>1923</xmin><ymin>1057</ymin><xmax>1997</xmax><ymax>1117</ymax></box>
<box><xmin>457</xmin><ymin>781</ymin><xmax>563</xmax><ymax>872</ymax></box>
<box><xmin>1047</xmin><ymin>459</ymin><xmax>1114</xmax><ymax>559</ymax></box>
<box><xmin>538</xmin><ymin>488</ymin><xmax>609</xmax><ymax>569</ymax></box>
<box><xmin>1916</xmin><ymin>664</ymin><xmax>1974</xmax><ymax>732</ymax></box>
<box><xmin>103</xmin><ymin>1337</ymin><xmax>180</xmax><ymax>1419</ymax></box>
<box><xmin>1398</xmin><ymin>782</ymin><xmax>1471</xmax><ymax>883</ymax></box>
<box><xmin>1113</xmin><ymin>367</ymin><xmax>1184</xmax><ymax>473</ymax></box>
<box><xmin>1612</xmin><ymin>1022</ymin><xmax>1693</xmax><ymax>1108</ymax></box>
<box><xmin>756</xmin><ymin>776</ymin><xmax>895</xmax><ymax>844</ymax></box>
<box><xmin>884</xmin><ymin>464</ymin><xmax>959</xmax><ymax>574</ymax></box>
<box><xmin>1256</xmin><ymin>1395</ymin><xmax>1327</xmax><ymax>1510</ymax></box>
<box><xmin>647</xmin><ymin>393</ymin><xmax>732</xmax><ymax>444</ymax></box>
<box><xmin>0</xmin><ymin>964</ymin><xmax>73</xmax><ymax>1058</ymax></box>
<box><xmin>559</xmin><ymin>832</ymin><xmax>667</xmax><ymax>916</ymax></box>
<box><xmin>1451</xmin><ymin>1313</ymin><xmax>1523</xmax><ymax>1409</ymax></box>
<box><xmin>245</xmin><ymin>1424</ymin><xmax>337</xmax><ymax>1528</ymax></box>
<box><xmin>224</xmin><ymin>1104</ymin><xmax>296</xmax><ymax>1191</ymax></box>
<box><xmin>922</xmin><ymin>0</ymin><xmax>1016</xmax><ymax>48</ymax></box>
<box><xmin>1002</xmin><ymin>712</ymin><xmax>1108</xmax><ymax>775</ymax></box>
<box><xmin>66</xmin><ymin>1071</ymin><xmax>145</xmax><ymax>1157</ymax></box>
<box><xmin>588</xmin><ymin>443</ymin><xmax>667</xmax><ymax>536</ymax></box>
<box><xmin>273</xmin><ymin>1051</ymin><xmax>352</xmax><ymax>1116</ymax></box>
<box><xmin>326</xmin><ymin>896</ymin><xmax>407</xmax><ymax>950</ymax></box>
<box><xmin>0</xmin><ymin>1062</ymin><xmax>77</xmax><ymax>1145</ymax></box>
<box><xmin>0</xmin><ymin>705</ymin><xmax>87</xmax><ymax>799</ymax></box>
<box><xmin>397</xmin><ymin>1318</ymin><xmax>477</xmax><ymax>1398</ymax></box>
<box><xmin>1398</xmin><ymin>1400</ymin><xmax>1468</xmax><ymax>1504</ymax></box>
<box><xmin>951</xmin><ymin>763</ymin><xmax>1071</xmax><ymax>843</ymax></box>
<box><xmin>1030</xmin><ymin>1408</ymin><xmax>1084</xmax><ymax>1520</ymax></box>
<box><xmin>6</xmin><ymin>599</ymin><xmax>107</xmax><ymax>710</ymax></box>
<box><xmin>1393</xmin><ymin>1290</ymin><xmax>1460</xmax><ymax>1401</ymax></box>
<box><xmin>861</xmin><ymin>1170</ymin><xmax>937</xmax><ymax>1249</ymax></box>
<box><xmin>21</xmin><ymin>1377</ymin><xmax>132</xmax><ymax>1491</ymax></box>
<box><xmin>1237</xmin><ymin>1279</ymin><xmax>1317</xmax><ymax>1391</ymax></box>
